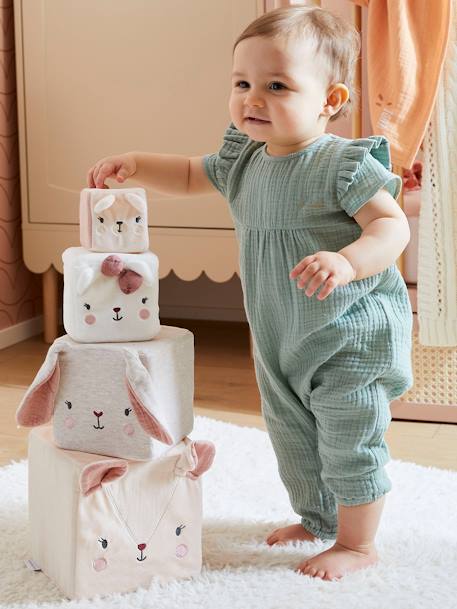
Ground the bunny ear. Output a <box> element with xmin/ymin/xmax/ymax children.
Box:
<box><xmin>94</xmin><ymin>194</ymin><xmax>116</xmax><ymax>214</ymax></box>
<box><xmin>125</xmin><ymin>193</ymin><xmax>146</xmax><ymax>211</ymax></box>
<box><xmin>80</xmin><ymin>459</ymin><xmax>128</xmax><ymax>496</ymax></box>
<box><xmin>123</xmin><ymin>349</ymin><xmax>173</xmax><ymax>445</ymax></box>
<box><xmin>16</xmin><ymin>344</ymin><xmax>63</xmax><ymax>426</ymax></box>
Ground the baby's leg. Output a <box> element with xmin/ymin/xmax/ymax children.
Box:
<box><xmin>254</xmin><ymin>361</ymin><xmax>337</xmax><ymax>544</ymax></box>
<box><xmin>297</xmin><ymin>376</ymin><xmax>392</xmax><ymax>580</ymax></box>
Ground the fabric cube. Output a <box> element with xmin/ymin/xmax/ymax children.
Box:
<box><xmin>63</xmin><ymin>246</ymin><xmax>160</xmax><ymax>343</ymax></box>
<box><xmin>28</xmin><ymin>426</ymin><xmax>215</xmax><ymax>599</ymax></box>
<box><xmin>80</xmin><ymin>187</ymin><xmax>149</xmax><ymax>252</ymax></box>
<box><xmin>16</xmin><ymin>327</ymin><xmax>194</xmax><ymax>460</ymax></box>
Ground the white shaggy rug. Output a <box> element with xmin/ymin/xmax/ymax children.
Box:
<box><xmin>1</xmin><ymin>416</ymin><xmax>457</xmax><ymax>609</ymax></box>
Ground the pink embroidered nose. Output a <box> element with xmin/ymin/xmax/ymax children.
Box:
<box><xmin>138</xmin><ymin>543</ymin><xmax>147</xmax><ymax>551</ymax></box>
<box><xmin>113</xmin><ymin>307</ymin><xmax>121</xmax><ymax>313</ymax></box>
<box><xmin>93</xmin><ymin>411</ymin><xmax>103</xmax><ymax>418</ymax></box>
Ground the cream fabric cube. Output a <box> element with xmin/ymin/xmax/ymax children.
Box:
<box><xmin>28</xmin><ymin>426</ymin><xmax>215</xmax><ymax>599</ymax></box>
<box><xmin>80</xmin><ymin>187</ymin><xmax>149</xmax><ymax>253</ymax></box>
<box><xmin>63</xmin><ymin>247</ymin><xmax>160</xmax><ymax>343</ymax></box>
<box><xmin>16</xmin><ymin>328</ymin><xmax>194</xmax><ymax>460</ymax></box>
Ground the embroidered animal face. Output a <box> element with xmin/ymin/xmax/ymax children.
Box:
<box><xmin>16</xmin><ymin>339</ymin><xmax>195</xmax><ymax>460</ymax></box>
<box><xmin>77</xmin><ymin>440</ymin><xmax>214</xmax><ymax>585</ymax></box>
<box><xmin>80</xmin><ymin>188</ymin><xmax>149</xmax><ymax>253</ymax></box>
<box><xmin>63</xmin><ymin>248</ymin><xmax>159</xmax><ymax>343</ymax></box>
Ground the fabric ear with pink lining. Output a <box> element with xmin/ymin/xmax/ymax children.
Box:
<box><xmin>16</xmin><ymin>338</ymin><xmax>179</xmax><ymax>449</ymax></box>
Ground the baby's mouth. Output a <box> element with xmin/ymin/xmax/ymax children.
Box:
<box><xmin>246</xmin><ymin>116</ymin><xmax>270</xmax><ymax>124</ymax></box>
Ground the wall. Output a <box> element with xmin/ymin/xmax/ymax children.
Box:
<box><xmin>0</xmin><ymin>0</ymin><xmax>41</xmax><ymax>338</ymax></box>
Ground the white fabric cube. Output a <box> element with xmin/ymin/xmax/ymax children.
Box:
<box><xmin>63</xmin><ymin>247</ymin><xmax>160</xmax><ymax>343</ymax></box>
<box><xmin>80</xmin><ymin>187</ymin><xmax>149</xmax><ymax>252</ymax></box>
<box><xmin>16</xmin><ymin>328</ymin><xmax>194</xmax><ymax>460</ymax></box>
<box><xmin>28</xmin><ymin>426</ymin><xmax>215</xmax><ymax>599</ymax></box>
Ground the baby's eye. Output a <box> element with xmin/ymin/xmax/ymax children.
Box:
<box><xmin>98</xmin><ymin>538</ymin><xmax>108</xmax><ymax>549</ymax></box>
<box><xmin>141</xmin><ymin>297</ymin><xmax>148</xmax><ymax>304</ymax></box>
<box><xmin>98</xmin><ymin>217</ymin><xmax>104</xmax><ymax>223</ymax></box>
<box><xmin>84</xmin><ymin>303</ymin><xmax>91</xmax><ymax>310</ymax></box>
<box><xmin>124</xmin><ymin>408</ymin><xmax>132</xmax><ymax>416</ymax></box>
<box><xmin>65</xmin><ymin>400</ymin><xmax>72</xmax><ymax>410</ymax></box>
<box><xmin>235</xmin><ymin>80</ymin><xmax>249</xmax><ymax>89</ymax></box>
<box><xmin>175</xmin><ymin>524</ymin><xmax>186</xmax><ymax>536</ymax></box>
<box><xmin>269</xmin><ymin>81</ymin><xmax>286</xmax><ymax>91</ymax></box>
<box><xmin>135</xmin><ymin>216</ymin><xmax>142</xmax><ymax>223</ymax></box>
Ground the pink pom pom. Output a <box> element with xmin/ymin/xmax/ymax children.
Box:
<box><xmin>101</xmin><ymin>255</ymin><xmax>123</xmax><ymax>277</ymax></box>
<box><xmin>119</xmin><ymin>269</ymin><xmax>143</xmax><ymax>294</ymax></box>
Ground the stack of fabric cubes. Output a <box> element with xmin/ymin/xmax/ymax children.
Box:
<box><xmin>16</xmin><ymin>187</ymin><xmax>215</xmax><ymax>599</ymax></box>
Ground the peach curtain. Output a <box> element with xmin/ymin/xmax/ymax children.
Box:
<box><xmin>350</xmin><ymin>0</ymin><xmax>451</xmax><ymax>169</ymax></box>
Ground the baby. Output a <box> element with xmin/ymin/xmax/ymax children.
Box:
<box><xmin>87</xmin><ymin>6</ymin><xmax>413</xmax><ymax>581</ymax></box>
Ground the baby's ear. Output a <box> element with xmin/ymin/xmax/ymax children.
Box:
<box><xmin>123</xmin><ymin>349</ymin><xmax>173</xmax><ymax>445</ymax></box>
<box><xmin>16</xmin><ymin>343</ymin><xmax>63</xmax><ymax>426</ymax></box>
<box><xmin>80</xmin><ymin>459</ymin><xmax>128</xmax><ymax>496</ymax></box>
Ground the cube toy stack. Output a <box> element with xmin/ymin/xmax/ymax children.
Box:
<box><xmin>16</xmin><ymin>188</ymin><xmax>215</xmax><ymax>599</ymax></box>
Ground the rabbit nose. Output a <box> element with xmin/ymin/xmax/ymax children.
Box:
<box><xmin>113</xmin><ymin>307</ymin><xmax>121</xmax><ymax>313</ymax></box>
<box><xmin>138</xmin><ymin>543</ymin><xmax>147</xmax><ymax>551</ymax></box>
<box><xmin>93</xmin><ymin>411</ymin><xmax>103</xmax><ymax>417</ymax></box>
<box><xmin>116</xmin><ymin>221</ymin><xmax>123</xmax><ymax>232</ymax></box>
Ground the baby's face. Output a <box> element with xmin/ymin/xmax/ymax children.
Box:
<box><xmin>229</xmin><ymin>36</ymin><xmax>330</xmax><ymax>155</ymax></box>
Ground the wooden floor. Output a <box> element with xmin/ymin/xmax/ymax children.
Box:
<box><xmin>1</xmin><ymin>319</ymin><xmax>456</xmax><ymax>471</ymax></box>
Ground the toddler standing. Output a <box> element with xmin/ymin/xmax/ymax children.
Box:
<box><xmin>87</xmin><ymin>6</ymin><xmax>413</xmax><ymax>582</ymax></box>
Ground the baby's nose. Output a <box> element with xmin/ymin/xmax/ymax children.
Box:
<box><xmin>113</xmin><ymin>307</ymin><xmax>121</xmax><ymax>313</ymax></box>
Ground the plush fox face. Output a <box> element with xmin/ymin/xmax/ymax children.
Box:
<box><xmin>80</xmin><ymin>187</ymin><xmax>149</xmax><ymax>253</ymax></box>
<box><xmin>63</xmin><ymin>248</ymin><xmax>160</xmax><ymax>343</ymax></box>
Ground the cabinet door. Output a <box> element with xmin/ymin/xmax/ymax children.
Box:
<box><xmin>16</xmin><ymin>0</ymin><xmax>260</xmax><ymax>228</ymax></box>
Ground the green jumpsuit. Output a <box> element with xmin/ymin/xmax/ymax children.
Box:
<box><xmin>204</xmin><ymin>124</ymin><xmax>413</xmax><ymax>540</ymax></box>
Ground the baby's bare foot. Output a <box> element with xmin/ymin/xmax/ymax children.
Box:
<box><xmin>296</xmin><ymin>542</ymin><xmax>378</xmax><ymax>581</ymax></box>
<box><xmin>266</xmin><ymin>523</ymin><xmax>317</xmax><ymax>546</ymax></box>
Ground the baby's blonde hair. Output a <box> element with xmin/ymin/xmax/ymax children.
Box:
<box><xmin>233</xmin><ymin>5</ymin><xmax>361</xmax><ymax>123</ymax></box>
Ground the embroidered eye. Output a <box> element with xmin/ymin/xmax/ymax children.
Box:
<box><xmin>98</xmin><ymin>538</ymin><xmax>108</xmax><ymax>549</ymax></box>
<box><xmin>141</xmin><ymin>297</ymin><xmax>148</xmax><ymax>304</ymax></box>
<box><xmin>84</xmin><ymin>303</ymin><xmax>91</xmax><ymax>310</ymax></box>
<box><xmin>65</xmin><ymin>400</ymin><xmax>72</xmax><ymax>410</ymax></box>
<box><xmin>135</xmin><ymin>216</ymin><xmax>142</xmax><ymax>223</ymax></box>
<box><xmin>98</xmin><ymin>217</ymin><xmax>104</xmax><ymax>223</ymax></box>
<box><xmin>124</xmin><ymin>408</ymin><xmax>132</xmax><ymax>416</ymax></box>
<box><xmin>176</xmin><ymin>525</ymin><xmax>186</xmax><ymax>536</ymax></box>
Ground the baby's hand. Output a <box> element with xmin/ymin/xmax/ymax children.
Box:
<box><xmin>87</xmin><ymin>153</ymin><xmax>137</xmax><ymax>189</ymax></box>
<box><xmin>289</xmin><ymin>251</ymin><xmax>356</xmax><ymax>300</ymax></box>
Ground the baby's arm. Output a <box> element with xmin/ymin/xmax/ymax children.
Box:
<box><xmin>87</xmin><ymin>153</ymin><xmax>216</xmax><ymax>197</ymax></box>
<box><xmin>290</xmin><ymin>188</ymin><xmax>410</xmax><ymax>300</ymax></box>
<box><xmin>337</xmin><ymin>187</ymin><xmax>410</xmax><ymax>279</ymax></box>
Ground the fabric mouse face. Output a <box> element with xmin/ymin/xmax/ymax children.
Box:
<box><xmin>63</xmin><ymin>247</ymin><xmax>160</xmax><ymax>343</ymax></box>
<box><xmin>28</xmin><ymin>427</ymin><xmax>215</xmax><ymax>598</ymax></box>
<box><xmin>80</xmin><ymin>187</ymin><xmax>149</xmax><ymax>253</ymax></box>
<box><xmin>78</xmin><ymin>439</ymin><xmax>214</xmax><ymax>588</ymax></box>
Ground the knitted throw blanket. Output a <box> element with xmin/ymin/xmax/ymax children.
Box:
<box><xmin>418</xmin><ymin>0</ymin><xmax>457</xmax><ymax>346</ymax></box>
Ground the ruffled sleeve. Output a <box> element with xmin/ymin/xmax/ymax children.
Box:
<box><xmin>336</xmin><ymin>136</ymin><xmax>402</xmax><ymax>217</ymax></box>
<box><xmin>203</xmin><ymin>123</ymin><xmax>250</xmax><ymax>198</ymax></box>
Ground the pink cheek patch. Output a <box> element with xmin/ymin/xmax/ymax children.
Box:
<box><xmin>85</xmin><ymin>314</ymin><xmax>96</xmax><ymax>325</ymax></box>
<box><xmin>139</xmin><ymin>309</ymin><xmax>150</xmax><ymax>320</ymax></box>
<box><xmin>176</xmin><ymin>544</ymin><xmax>188</xmax><ymax>558</ymax></box>
<box><xmin>123</xmin><ymin>423</ymin><xmax>135</xmax><ymax>436</ymax></box>
<box><xmin>93</xmin><ymin>557</ymin><xmax>107</xmax><ymax>572</ymax></box>
<box><xmin>64</xmin><ymin>416</ymin><xmax>75</xmax><ymax>429</ymax></box>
